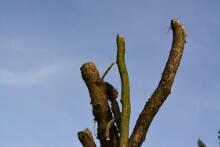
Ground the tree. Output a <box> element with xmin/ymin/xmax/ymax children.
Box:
<box><xmin>77</xmin><ymin>19</ymin><xmax>187</xmax><ymax>147</ymax></box>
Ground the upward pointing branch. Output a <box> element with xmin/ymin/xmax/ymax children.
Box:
<box><xmin>129</xmin><ymin>19</ymin><xmax>187</xmax><ymax>147</ymax></box>
<box><xmin>116</xmin><ymin>35</ymin><xmax>131</xmax><ymax>147</ymax></box>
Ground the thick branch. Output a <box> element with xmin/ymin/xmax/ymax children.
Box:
<box><xmin>129</xmin><ymin>19</ymin><xmax>187</xmax><ymax>147</ymax></box>
<box><xmin>116</xmin><ymin>35</ymin><xmax>131</xmax><ymax>147</ymax></box>
<box><xmin>78</xmin><ymin>128</ymin><xmax>96</xmax><ymax>147</ymax></box>
<box><xmin>80</xmin><ymin>62</ymin><xmax>119</xmax><ymax>147</ymax></box>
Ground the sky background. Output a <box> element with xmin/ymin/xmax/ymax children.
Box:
<box><xmin>0</xmin><ymin>0</ymin><xmax>219</xmax><ymax>147</ymax></box>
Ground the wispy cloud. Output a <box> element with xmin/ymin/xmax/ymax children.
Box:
<box><xmin>0</xmin><ymin>65</ymin><xmax>61</xmax><ymax>86</ymax></box>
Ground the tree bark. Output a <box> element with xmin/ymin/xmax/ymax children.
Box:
<box><xmin>116</xmin><ymin>35</ymin><xmax>131</xmax><ymax>147</ymax></box>
<box><xmin>78</xmin><ymin>128</ymin><xmax>96</xmax><ymax>147</ymax></box>
<box><xmin>77</xmin><ymin>19</ymin><xmax>187</xmax><ymax>147</ymax></box>
<box><xmin>129</xmin><ymin>19</ymin><xmax>187</xmax><ymax>147</ymax></box>
<box><xmin>80</xmin><ymin>63</ymin><xmax>119</xmax><ymax>147</ymax></box>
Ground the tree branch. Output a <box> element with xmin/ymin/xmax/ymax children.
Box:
<box><xmin>78</xmin><ymin>128</ymin><xmax>96</xmax><ymax>147</ymax></box>
<box><xmin>110</xmin><ymin>99</ymin><xmax>121</xmax><ymax>132</ymax></box>
<box><xmin>116</xmin><ymin>35</ymin><xmax>131</xmax><ymax>147</ymax></box>
<box><xmin>80</xmin><ymin>62</ymin><xmax>119</xmax><ymax>147</ymax></box>
<box><xmin>129</xmin><ymin>19</ymin><xmax>187</xmax><ymax>147</ymax></box>
<box><xmin>101</xmin><ymin>62</ymin><xmax>115</xmax><ymax>81</ymax></box>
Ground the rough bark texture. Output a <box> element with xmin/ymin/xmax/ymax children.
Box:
<box><xmin>78</xmin><ymin>128</ymin><xmax>96</xmax><ymax>147</ymax></box>
<box><xmin>116</xmin><ymin>35</ymin><xmax>131</xmax><ymax>147</ymax></box>
<box><xmin>128</xmin><ymin>19</ymin><xmax>187</xmax><ymax>147</ymax></box>
<box><xmin>80</xmin><ymin>63</ymin><xmax>119</xmax><ymax>147</ymax></box>
<box><xmin>78</xmin><ymin>19</ymin><xmax>186</xmax><ymax>147</ymax></box>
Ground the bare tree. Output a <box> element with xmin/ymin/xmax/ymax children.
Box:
<box><xmin>77</xmin><ymin>19</ymin><xmax>187</xmax><ymax>147</ymax></box>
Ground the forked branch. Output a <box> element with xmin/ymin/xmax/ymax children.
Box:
<box><xmin>78</xmin><ymin>19</ymin><xmax>186</xmax><ymax>147</ymax></box>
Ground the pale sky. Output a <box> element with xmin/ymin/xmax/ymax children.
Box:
<box><xmin>0</xmin><ymin>0</ymin><xmax>219</xmax><ymax>147</ymax></box>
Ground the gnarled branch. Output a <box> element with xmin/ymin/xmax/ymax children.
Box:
<box><xmin>80</xmin><ymin>62</ymin><xmax>119</xmax><ymax>147</ymax></box>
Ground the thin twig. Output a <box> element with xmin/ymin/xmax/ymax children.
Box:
<box><xmin>101</xmin><ymin>62</ymin><xmax>115</xmax><ymax>81</ymax></box>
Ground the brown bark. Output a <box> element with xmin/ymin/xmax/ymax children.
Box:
<box><xmin>78</xmin><ymin>128</ymin><xmax>96</xmax><ymax>147</ymax></box>
<box><xmin>77</xmin><ymin>19</ymin><xmax>186</xmax><ymax>147</ymax></box>
<box><xmin>128</xmin><ymin>19</ymin><xmax>187</xmax><ymax>147</ymax></box>
<box><xmin>80</xmin><ymin>62</ymin><xmax>119</xmax><ymax>147</ymax></box>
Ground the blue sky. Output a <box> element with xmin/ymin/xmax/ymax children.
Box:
<box><xmin>0</xmin><ymin>0</ymin><xmax>219</xmax><ymax>147</ymax></box>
